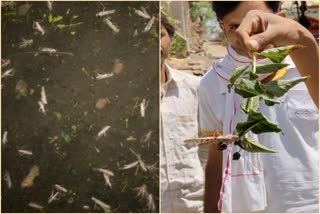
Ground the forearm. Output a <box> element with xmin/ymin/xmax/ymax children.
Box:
<box><xmin>290</xmin><ymin>26</ymin><xmax>319</xmax><ymax>107</ymax></box>
<box><xmin>204</xmin><ymin>145</ymin><xmax>222</xmax><ymax>213</ymax></box>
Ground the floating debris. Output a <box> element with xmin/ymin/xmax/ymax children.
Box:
<box><xmin>21</xmin><ymin>165</ymin><xmax>40</xmax><ymax>188</ymax></box>
<box><xmin>144</xmin><ymin>16</ymin><xmax>155</xmax><ymax>32</ymax></box>
<box><xmin>4</xmin><ymin>169</ymin><xmax>12</xmax><ymax>189</ymax></box>
<box><xmin>94</xmin><ymin>146</ymin><xmax>100</xmax><ymax>153</ymax></box>
<box><xmin>54</xmin><ymin>184</ymin><xmax>68</xmax><ymax>193</ymax></box>
<box><xmin>47</xmin><ymin>1</ymin><xmax>53</xmax><ymax>12</ymax></box>
<box><xmin>112</xmin><ymin>59</ymin><xmax>124</xmax><ymax>75</ymax></box>
<box><xmin>134</xmin><ymin>8</ymin><xmax>150</xmax><ymax>19</ymax></box>
<box><xmin>141</xmin><ymin>130</ymin><xmax>153</xmax><ymax>146</ymax></box>
<box><xmin>19</xmin><ymin>38</ymin><xmax>33</xmax><ymax>48</ymax></box>
<box><xmin>33</xmin><ymin>21</ymin><xmax>45</xmax><ymax>35</ymax></box>
<box><xmin>96</xmin><ymin>10</ymin><xmax>115</xmax><ymax>17</ymax></box>
<box><xmin>91</xmin><ymin>197</ymin><xmax>111</xmax><ymax>212</ymax></box>
<box><xmin>41</xmin><ymin>86</ymin><xmax>47</xmax><ymax>105</ymax></box>
<box><xmin>48</xmin><ymin>190</ymin><xmax>60</xmax><ymax>203</ymax></box>
<box><xmin>28</xmin><ymin>202</ymin><xmax>44</xmax><ymax>211</ymax></box>
<box><xmin>96</xmin><ymin>72</ymin><xmax>114</xmax><ymax>80</ymax></box>
<box><xmin>97</xmin><ymin>125</ymin><xmax>111</xmax><ymax>138</ymax></box>
<box><xmin>120</xmin><ymin>161</ymin><xmax>139</xmax><ymax>170</ymax></box>
<box><xmin>83</xmin><ymin>205</ymin><xmax>90</xmax><ymax>210</ymax></box>
<box><xmin>103</xmin><ymin>18</ymin><xmax>120</xmax><ymax>33</ymax></box>
<box><xmin>129</xmin><ymin>148</ymin><xmax>148</xmax><ymax>174</ymax></box>
<box><xmin>2</xmin><ymin>131</ymin><xmax>8</xmax><ymax>145</ymax></box>
<box><xmin>95</xmin><ymin>98</ymin><xmax>110</xmax><ymax>109</ymax></box>
<box><xmin>146</xmin><ymin>161</ymin><xmax>158</xmax><ymax>174</ymax></box>
<box><xmin>1</xmin><ymin>58</ymin><xmax>11</xmax><ymax>69</ymax></box>
<box><xmin>38</xmin><ymin>47</ymin><xmax>74</xmax><ymax>56</ymax></box>
<box><xmin>125</xmin><ymin>118</ymin><xmax>129</xmax><ymax>128</ymax></box>
<box><xmin>147</xmin><ymin>193</ymin><xmax>156</xmax><ymax>212</ymax></box>
<box><xmin>38</xmin><ymin>101</ymin><xmax>46</xmax><ymax>114</ymax></box>
<box><xmin>140</xmin><ymin>98</ymin><xmax>149</xmax><ymax>117</ymax></box>
<box><xmin>126</xmin><ymin>135</ymin><xmax>137</xmax><ymax>141</ymax></box>
<box><xmin>93</xmin><ymin>168</ymin><xmax>114</xmax><ymax>188</ymax></box>
<box><xmin>15</xmin><ymin>80</ymin><xmax>28</xmax><ymax>98</ymax></box>
<box><xmin>2</xmin><ymin>68</ymin><xmax>14</xmax><ymax>79</ymax></box>
<box><xmin>18</xmin><ymin>149</ymin><xmax>33</xmax><ymax>156</ymax></box>
<box><xmin>133</xmin><ymin>184</ymin><xmax>148</xmax><ymax>200</ymax></box>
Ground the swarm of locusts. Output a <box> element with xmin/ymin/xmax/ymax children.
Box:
<box><xmin>2</xmin><ymin>1</ymin><xmax>158</xmax><ymax>212</ymax></box>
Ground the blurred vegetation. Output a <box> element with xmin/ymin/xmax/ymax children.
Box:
<box><xmin>161</xmin><ymin>6</ymin><xmax>188</xmax><ymax>58</ymax></box>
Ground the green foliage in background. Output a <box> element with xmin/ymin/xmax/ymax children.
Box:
<box><xmin>189</xmin><ymin>2</ymin><xmax>215</xmax><ymax>25</ymax></box>
<box><xmin>161</xmin><ymin>6</ymin><xmax>187</xmax><ymax>58</ymax></box>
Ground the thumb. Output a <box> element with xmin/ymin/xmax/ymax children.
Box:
<box><xmin>247</xmin><ymin>30</ymin><xmax>275</xmax><ymax>51</ymax></box>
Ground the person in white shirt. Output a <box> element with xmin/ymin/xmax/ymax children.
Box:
<box><xmin>160</xmin><ymin>14</ymin><xmax>204</xmax><ymax>213</ymax></box>
<box><xmin>199</xmin><ymin>1</ymin><xmax>319</xmax><ymax>213</ymax></box>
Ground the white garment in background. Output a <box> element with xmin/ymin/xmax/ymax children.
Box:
<box><xmin>161</xmin><ymin>63</ymin><xmax>204</xmax><ymax>213</ymax></box>
<box><xmin>199</xmin><ymin>45</ymin><xmax>319</xmax><ymax>212</ymax></box>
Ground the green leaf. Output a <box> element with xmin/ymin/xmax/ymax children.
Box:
<box><xmin>241</xmin><ymin>96</ymin><xmax>260</xmax><ymax>114</ymax></box>
<box><xmin>234</xmin><ymin>79</ymin><xmax>264</xmax><ymax>98</ymax></box>
<box><xmin>54</xmin><ymin>112</ymin><xmax>62</xmax><ymax>121</ymax></box>
<box><xmin>70</xmin><ymin>31</ymin><xmax>76</xmax><ymax>35</ymax></box>
<box><xmin>248</xmin><ymin>110</ymin><xmax>283</xmax><ymax>134</ymax></box>
<box><xmin>52</xmin><ymin>15</ymin><xmax>63</xmax><ymax>23</ymax></box>
<box><xmin>236</xmin><ymin>110</ymin><xmax>282</xmax><ymax>136</ymax></box>
<box><xmin>256</xmin><ymin>45</ymin><xmax>303</xmax><ymax>63</ymax></box>
<box><xmin>228</xmin><ymin>64</ymin><xmax>250</xmax><ymax>91</ymax></box>
<box><xmin>57</xmin><ymin>24</ymin><xmax>66</xmax><ymax>29</ymax></box>
<box><xmin>259</xmin><ymin>94</ymin><xmax>281</xmax><ymax>106</ymax></box>
<box><xmin>236</xmin><ymin>119</ymin><xmax>260</xmax><ymax>136</ymax></box>
<box><xmin>263</xmin><ymin>76</ymin><xmax>309</xmax><ymax>97</ymax></box>
<box><xmin>61</xmin><ymin>131</ymin><xmax>71</xmax><ymax>143</ymax></box>
<box><xmin>48</xmin><ymin>14</ymin><xmax>53</xmax><ymax>23</ymax></box>
<box><xmin>236</xmin><ymin>137</ymin><xmax>275</xmax><ymax>153</ymax></box>
<box><xmin>255</xmin><ymin>63</ymin><xmax>289</xmax><ymax>74</ymax></box>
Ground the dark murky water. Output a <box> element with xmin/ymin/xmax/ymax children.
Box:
<box><xmin>1</xmin><ymin>1</ymin><xmax>159</xmax><ymax>213</ymax></box>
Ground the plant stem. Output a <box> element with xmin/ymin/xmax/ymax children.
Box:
<box><xmin>252</xmin><ymin>53</ymin><xmax>257</xmax><ymax>74</ymax></box>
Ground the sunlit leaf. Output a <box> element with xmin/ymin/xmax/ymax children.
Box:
<box><xmin>256</xmin><ymin>45</ymin><xmax>304</xmax><ymax>63</ymax></box>
<box><xmin>255</xmin><ymin>63</ymin><xmax>289</xmax><ymax>74</ymax></box>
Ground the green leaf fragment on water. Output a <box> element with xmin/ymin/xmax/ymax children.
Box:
<box><xmin>54</xmin><ymin>112</ymin><xmax>62</xmax><ymax>121</ymax></box>
<box><xmin>133</xmin><ymin>29</ymin><xmax>138</xmax><ymax>37</ymax></box>
<box><xmin>228</xmin><ymin>64</ymin><xmax>250</xmax><ymax>91</ymax></box>
<box><xmin>71</xmin><ymin>125</ymin><xmax>77</xmax><ymax>133</ymax></box>
<box><xmin>70</xmin><ymin>31</ymin><xmax>76</xmax><ymax>35</ymax></box>
<box><xmin>48</xmin><ymin>14</ymin><xmax>53</xmax><ymax>23</ymax></box>
<box><xmin>72</xmin><ymin>15</ymin><xmax>79</xmax><ymax>19</ymax></box>
<box><xmin>255</xmin><ymin>63</ymin><xmax>289</xmax><ymax>74</ymax></box>
<box><xmin>57</xmin><ymin>24</ymin><xmax>66</xmax><ymax>29</ymax></box>
<box><xmin>236</xmin><ymin>137</ymin><xmax>275</xmax><ymax>153</ymax></box>
<box><xmin>3</xmin><ymin>11</ymin><xmax>17</xmax><ymax>16</ymax></box>
<box><xmin>52</xmin><ymin>15</ymin><xmax>63</xmax><ymax>23</ymax></box>
<box><xmin>61</xmin><ymin>131</ymin><xmax>71</xmax><ymax>143</ymax></box>
<box><xmin>262</xmin><ymin>76</ymin><xmax>309</xmax><ymax>97</ymax></box>
<box><xmin>256</xmin><ymin>45</ymin><xmax>303</xmax><ymax>63</ymax></box>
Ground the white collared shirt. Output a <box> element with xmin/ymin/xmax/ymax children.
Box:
<box><xmin>199</xmin><ymin>45</ymin><xmax>319</xmax><ymax>212</ymax></box>
<box><xmin>160</xmin><ymin>63</ymin><xmax>204</xmax><ymax>213</ymax></box>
